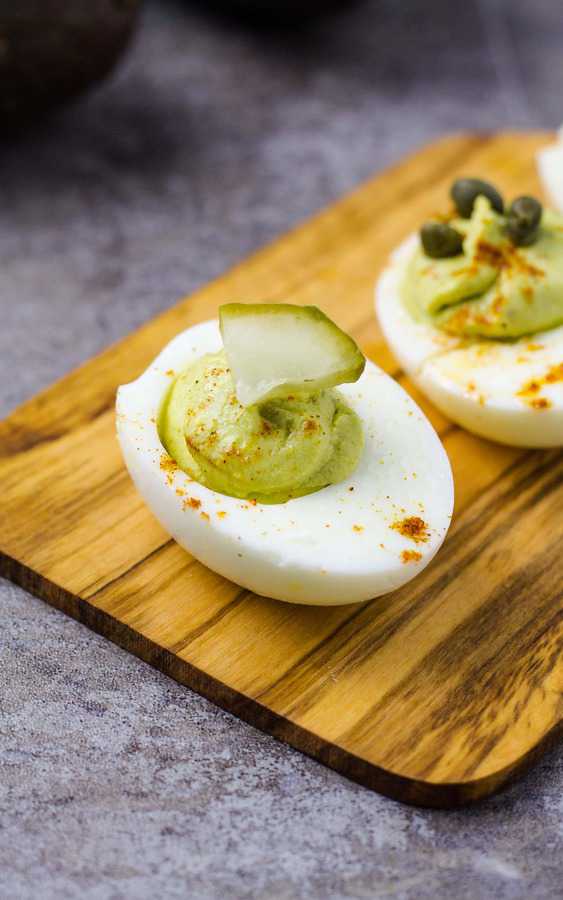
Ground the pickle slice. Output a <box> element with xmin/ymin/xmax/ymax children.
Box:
<box><xmin>219</xmin><ymin>303</ymin><xmax>365</xmax><ymax>406</ymax></box>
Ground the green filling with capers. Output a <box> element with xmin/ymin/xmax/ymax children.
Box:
<box><xmin>403</xmin><ymin>185</ymin><xmax>563</xmax><ymax>339</ymax></box>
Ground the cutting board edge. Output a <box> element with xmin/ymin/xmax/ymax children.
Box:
<box><xmin>3</xmin><ymin>548</ymin><xmax>559</xmax><ymax>810</ymax></box>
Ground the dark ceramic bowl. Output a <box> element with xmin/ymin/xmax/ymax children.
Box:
<box><xmin>199</xmin><ymin>0</ymin><xmax>354</xmax><ymax>24</ymax></box>
<box><xmin>0</xmin><ymin>0</ymin><xmax>141</xmax><ymax>123</ymax></box>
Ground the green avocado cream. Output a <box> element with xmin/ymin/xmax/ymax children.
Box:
<box><xmin>158</xmin><ymin>351</ymin><xmax>364</xmax><ymax>504</ymax></box>
<box><xmin>402</xmin><ymin>196</ymin><xmax>563</xmax><ymax>338</ymax></box>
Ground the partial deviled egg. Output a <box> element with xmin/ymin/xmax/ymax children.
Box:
<box><xmin>376</xmin><ymin>180</ymin><xmax>563</xmax><ymax>448</ymax></box>
<box><xmin>117</xmin><ymin>306</ymin><xmax>453</xmax><ymax>606</ymax></box>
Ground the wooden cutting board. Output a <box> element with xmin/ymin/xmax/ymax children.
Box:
<box><xmin>1</xmin><ymin>132</ymin><xmax>562</xmax><ymax>808</ymax></box>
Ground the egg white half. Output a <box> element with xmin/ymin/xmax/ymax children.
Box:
<box><xmin>376</xmin><ymin>237</ymin><xmax>563</xmax><ymax>448</ymax></box>
<box><xmin>537</xmin><ymin>127</ymin><xmax>563</xmax><ymax>213</ymax></box>
<box><xmin>116</xmin><ymin>319</ymin><xmax>454</xmax><ymax>606</ymax></box>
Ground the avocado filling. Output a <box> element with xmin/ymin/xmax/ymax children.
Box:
<box><xmin>159</xmin><ymin>351</ymin><xmax>364</xmax><ymax>504</ymax></box>
<box><xmin>403</xmin><ymin>196</ymin><xmax>563</xmax><ymax>339</ymax></box>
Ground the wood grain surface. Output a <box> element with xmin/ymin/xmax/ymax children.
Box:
<box><xmin>1</xmin><ymin>132</ymin><xmax>561</xmax><ymax>808</ymax></box>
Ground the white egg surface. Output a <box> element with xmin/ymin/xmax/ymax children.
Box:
<box><xmin>116</xmin><ymin>319</ymin><xmax>454</xmax><ymax>606</ymax></box>
<box><xmin>537</xmin><ymin>127</ymin><xmax>563</xmax><ymax>213</ymax></box>
<box><xmin>376</xmin><ymin>237</ymin><xmax>563</xmax><ymax>448</ymax></box>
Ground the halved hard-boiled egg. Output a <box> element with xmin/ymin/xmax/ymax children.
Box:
<box><xmin>376</xmin><ymin>181</ymin><xmax>563</xmax><ymax>448</ymax></box>
<box><xmin>117</xmin><ymin>307</ymin><xmax>453</xmax><ymax>606</ymax></box>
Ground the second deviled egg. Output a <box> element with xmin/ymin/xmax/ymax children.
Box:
<box><xmin>376</xmin><ymin>179</ymin><xmax>563</xmax><ymax>447</ymax></box>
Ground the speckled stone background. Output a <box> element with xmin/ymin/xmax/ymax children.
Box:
<box><xmin>1</xmin><ymin>1</ymin><xmax>562</xmax><ymax>898</ymax></box>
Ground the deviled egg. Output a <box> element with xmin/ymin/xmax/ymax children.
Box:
<box><xmin>117</xmin><ymin>305</ymin><xmax>453</xmax><ymax>606</ymax></box>
<box><xmin>376</xmin><ymin>179</ymin><xmax>563</xmax><ymax>447</ymax></box>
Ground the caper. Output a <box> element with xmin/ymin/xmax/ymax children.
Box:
<box><xmin>451</xmin><ymin>178</ymin><xmax>504</xmax><ymax>218</ymax></box>
<box><xmin>420</xmin><ymin>222</ymin><xmax>464</xmax><ymax>259</ymax></box>
<box><xmin>506</xmin><ymin>195</ymin><xmax>542</xmax><ymax>246</ymax></box>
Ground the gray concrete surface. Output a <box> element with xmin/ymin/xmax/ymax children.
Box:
<box><xmin>1</xmin><ymin>1</ymin><xmax>562</xmax><ymax>897</ymax></box>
